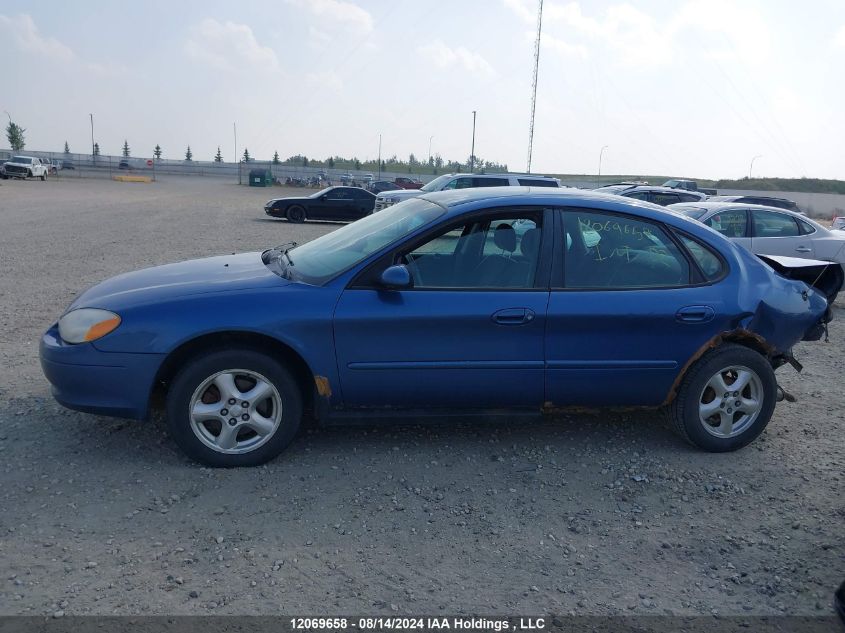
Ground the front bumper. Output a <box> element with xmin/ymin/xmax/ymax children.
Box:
<box><xmin>40</xmin><ymin>324</ymin><xmax>165</xmax><ymax>420</ymax></box>
<box><xmin>264</xmin><ymin>205</ymin><xmax>284</xmax><ymax>218</ymax></box>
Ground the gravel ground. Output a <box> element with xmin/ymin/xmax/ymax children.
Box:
<box><xmin>0</xmin><ymin>176</ymin><xmax>842</xmax><ymax>617</ymax></box>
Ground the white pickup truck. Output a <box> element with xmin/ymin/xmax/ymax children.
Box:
<box><xmin>2</xmin><ymin>155</ymin><xmax>49</xmax><ymax>180</ymax></box>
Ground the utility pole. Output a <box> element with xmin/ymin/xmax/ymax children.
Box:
<box><xmin>378</xmin><ymin>133</ymin><xmax>382</xmax><ymax>180</ymax></box>
<box><xmin>749</xmin><ymin>154</ymin><xmax>762</xmax><ymax>179</ymax></box>
<box><xmin>526</xmin><ymin>0</ymin><xmax>544</xmax><ymax>173</ymax></box>
<box><xmin>234</xmin><ymin>122</ymin><xmax>239</xmax><ymax>184</ymax></box>
<box><xmin>90</xmin><ymin>114</ymin><xmax>95</xmax><ymax>164</ymax></box>
<box><xmin>469</xmin><ymin>111</ymin><xmax>477</xmax><ymax>173</ymax></box>
<box><xmin>428</xmin><ymin>135</ymin><xmax>434</xmax><ymax>167</ymax></box>
<box><xmin>597</xmin><ymin>145</ymin><xmax>608</xmax><ymax>188</ymax></box>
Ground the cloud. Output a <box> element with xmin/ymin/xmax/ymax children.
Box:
<box><xmin>306</xmin><ymin>71</ymin><xmax>343</xmax><ymax>92</ymax></box>
<box><xmin>502</xmin><ymin>1</ymin><xmax>772</xmax><ymax>68</ymax></box>
<box><xmin>543</xmin><ymin>33</ymin><xmax>588</xmax><ymax>59</ymax></box>
<box><xmin>0</xmin><ymin>13</ymin><xmax>75</xmax><ymax>61</ymax></box>
<box><xmin>185</xmin><ymin>18</ymin><xmax>279</xmax><ymax>72</ymax></box>
<box><xmin>834</xmin><ymin>24</ymin><xmax>845</xmax><ymax>48</ymax></box>
<box><xmin>501</xmin><ymin>0</ymin><xmax>535</xmax><ymax>23</ymax></box>
<box><xmin>417</xmin><ymin>40</ymin><xmax>495</xmax><ymax>76</ymax></box>
<box><xmin>287</xmin><ymin>0</ymin><xmax>373</xmax><ymax>34</ymax></box>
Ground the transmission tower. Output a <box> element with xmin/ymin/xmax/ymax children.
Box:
<box><xmin>526</xmin><ymin>0</ymin><xmax>544</xmax><ymax>173</ymax></box>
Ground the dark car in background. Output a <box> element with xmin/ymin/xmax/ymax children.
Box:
<box><xmin>708</xmin><ymin>195</ymin><xmax>802</xmax><ymax>214</ymax></box>
<box><xmin>394</xmin><ymin>177</ymin><xmax>424</xmax><ymax>189</ymax></box>
<box><xmin>264</xmin><ymin>186</ymin><xmax>376</xmax><ymax>222</ymax></box>
<box><xmin>368</xmin><ymin>180</ymin><xmax>403</xmax><ymax>195</ymax></box>
<box><xmin>595</xmin><ymin>184</ymin><xmax>707</xmax><ymax>206</ymax></box>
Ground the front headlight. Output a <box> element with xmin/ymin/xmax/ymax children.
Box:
<box><xmin>387</xmin><ymin>197</ymin><xmax>400</xmax><ymax>203</ymax></box>
<box><xmin>58</xmin><ymin>308</ymin><xmax>121</xmax><ymax>344</ymax></box>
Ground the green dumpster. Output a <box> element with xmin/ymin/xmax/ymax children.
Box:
<box><xmin>249</xmin><ymin>168</ymin><xmax>272</xmax><ymax>187</ymax></box>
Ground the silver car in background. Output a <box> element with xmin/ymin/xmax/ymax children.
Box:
<box><xmin>669</xmin><ymin>201</ymin><xmax>845</xmax><ymax>269</ymax></box>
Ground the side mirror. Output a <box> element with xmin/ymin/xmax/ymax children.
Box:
<box><xmin>379</xmin><ymin>265</ymin><xmax>412</xmax><ymax>290</ymax></box>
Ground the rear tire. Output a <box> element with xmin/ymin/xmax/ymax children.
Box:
<box><xmin>41</xmin><ymin>171</ymin><xmax>47</xmax><ymax>181</ymax></box>
<box><xmin>286</xmin><ymin>206</ymin><xmax>306</xmax><ymax>222</ymax></box>
<box><xmin>667</xmin><ymin>344</ymin><xmax>776</xmax><ymax>452</ymax></box>
<box><xmin>166</xmin><ymin>349</ymin><xmax>303</xmax><ymax>467</ymax></box>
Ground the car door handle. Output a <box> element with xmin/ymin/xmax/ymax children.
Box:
<box><xmin>492</xmin><ymin>308</ymin><xmax>535</xmax><ymax>325</ymax></box>
<box><xmin>794</xmin><ymin>246</ymin><xmax>812</xmax><ymax>253</ymax></box>
<box><xmin>676</xmin><ymin>305</ymin><xmax>715</xmax><ymax>323</ymax></box>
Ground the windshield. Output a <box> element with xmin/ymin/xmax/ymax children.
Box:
<box><xmin>594</xmin><ymin>185</ymin><xmax>632</xmax><ymax>195</ymax></box>
<box><xmin>419</xmin><ymin>174</ymin><xmax>455</xmax><ymax>192</ymax></box>
<box><xmin>309</xmin><ymin>187</ymin><xmax>335</xmax><ymax>198</ymax></box>
<box><xmin>287</xmin><ymin>198</ymin><xmax>446</xmax><ymax>284</ymax></box>
<box><xmin>672</xmin><ymin>205</ymin><xmax>708</xmax><ymax>219</ymax></box>
<box><xmin>11</xmin><ymin>156</ymin><xmax>30</xmax><ymax>163</ymax></box>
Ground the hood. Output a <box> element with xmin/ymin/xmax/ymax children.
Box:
<box><xmin>377</xmin><ymin>189</ymin><xmax>423</xmax><ymax>201</ymax></box>
<box><xmin>268</xmin><ymin>195</ymin><xmax>312</xmax><ymax>204</ymax></box>
<box><xmin>66</xmin><ymin>252</ymin><xmax>288</xmax><ymax>312</ymax></box>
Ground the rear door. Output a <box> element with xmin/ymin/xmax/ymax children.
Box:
<box><xmin>702</xmin><ymin>208</ymin><xmax>752</xmax><ymax>252</ymax></box>
<box><xmin>545</xmin><ymin>208</ymin><xmax>730</xmax><ymax>406</ymax></box>
<box><xmin>750</xmin><ymin>208</ymin><xmax>815</xmax><ymax>258</ymax></box>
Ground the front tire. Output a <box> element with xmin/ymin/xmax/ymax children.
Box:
<box><xmin>166</xmin><ymin>349</ymin><xmax>303</xmax><ymax>467</ymax></box>
<box><xmin>286</xmin><ymin>206</ymin><xmax>306</xmax><ymax>222</ymax></box>
<box><xmin>667</xmin><ymin>344</ymin><xmax>776</xmax><ymax>452</ymax></box>
<box><xmin>41</xmin><ymin>171</ymin><xmax>47</xmax><ymax>181</ymax></box>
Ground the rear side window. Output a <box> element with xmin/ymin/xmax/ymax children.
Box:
<box><xmin>562</xmin><ymin>210</ymin><xmax>690</xmax><ymax>289</ymax></box>
<box><xmin>705</xmin><ymin>210</ymin><xmax>747</xmax><ymax>237</ymax></box>
<box><xmin>650</xmin><ymin>192</ymin><xmax>681</xmax><ymax>206</ymax></box>
<box><xmin>797</xmin><ymin>218</ymin><xmax>816</xmax><ymax>235</ymax></box>
<box><xmin>517</xmin><ymin>178</ymin><xmax>558</xmax><ymax>187</ymax></box>
<box><xmin>624</xmin><ymin>191</ymin><xmax>651</xmax><ymax>201</ymax></box>
<box><xmin>473</xmin><ymin>177</ymin><xmax>509</xmax><ymax>187</ymax></box>
<box><xmin>678</xmin><ymin>235</ymin><xmax>725</xmax><ymax>281</ymax></box>
<box><xmin>752</xmin><ymin>210</ymin><xmax>800</xmax><ymax>237</ymax></box>
<box><xmin>679</xmin><ymin>193</ymin><xmax>702</xmax><ymax>202</ymax></box>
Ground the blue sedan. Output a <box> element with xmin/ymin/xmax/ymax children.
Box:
<box><xmin>40</xmin><ymin>188</ymin><xmax>833</xmax><ymax>466</ymax></box>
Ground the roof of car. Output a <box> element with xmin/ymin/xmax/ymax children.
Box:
<box><xmin>709</xmin><ymin>195</ymin><xmax>794</xmax><ymax>203</ymax></box>
<box><xmin>442</xmin><ymin>172</ymin><xmax>558</xmax><ymax>179</ymax></box>
<box><xmin>623</xmin><ymin>185</ymin><xmax>706</xmax><ymax>195</ymax></box>
<box><xmin>668</xmin><ymin>201</ymin><xmax>797</xmax><ymax>213</ymax></box>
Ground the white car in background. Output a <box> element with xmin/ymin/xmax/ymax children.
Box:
<box><xmin>669</xmin><ymin>201</ymin><xmax>845</xmax><ymax>269</ymax></box>
<box><xmin>374</xmin><ymin>173</ymin><xmax>561</xmax><ymax>211</ymax></box>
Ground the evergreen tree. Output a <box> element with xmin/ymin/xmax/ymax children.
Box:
<box><xmin>302</xmin><ymin>156</ymin><xmax>309</xmax><ymax>167</ymax></box>
<box><xmin>272</xmin><ymin>151</ymin><xmax>281</xmax><ymax>165</ymax></box>
<box><xmin>5</xmin><ymin>121</ymin><xmax>25</xmax><ymax>151</ymax></box>
<box><xmin>327</xmin><ymin>157</ymin><xmax>335</xmax><ymax>169</ymax></box>
<box><xmin>185</xmin><ymin>145</ymin><xmax>193</xmax><ymax>161</ymax></box>
<box><xmin>154</xmin><ymin>144</ymin><xmax>162</xmax><ymax>159</ymax></box>
<box><xmin>64</xmin><ymin>141</ymin><xmax>70</xmax><ymax>154</ymax></box>
<box><xmin>122</xmin><ymin>140</ymin><xmax>130</xmax><ymax>157</ymax></box>
<box><xmin>93</xmin><ymin>142</ymin><xmax>100</xmax><ymax>156</ymax></box>
<box><xmin>242</xmin><ymin>148</ymin><xmax>250</xmax><ymax>162</ymax></box>
<box><xmin>214</xmin><ymin>146</ymin><xmax>223</xmax><ymax>162</ymax></box>
<box><xmin>354</xmin><ymin>158</ymin><xmax>361</xmax><ymax>170</ymax></box>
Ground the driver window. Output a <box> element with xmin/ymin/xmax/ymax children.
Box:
<box><xmin>400</xmin><ymin>213</ymin><xmax>543</xmax><ymax>289</ymax></box>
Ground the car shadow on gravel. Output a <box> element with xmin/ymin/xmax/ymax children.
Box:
<box><xmin>21</xmin><ymin>401</ymin><xmax>689</xmax><ymax>469</ymax></box>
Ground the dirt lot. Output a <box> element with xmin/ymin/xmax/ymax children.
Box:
<box><xmin>0</xmin><ymin>175</ymin><xmax>842</xmax><ymax>617</ymax></box>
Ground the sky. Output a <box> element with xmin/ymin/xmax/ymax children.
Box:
<box><xmin>2</xmin><ymin>0</ymin><xmax>844</xmax><ymax>180</ymax></box>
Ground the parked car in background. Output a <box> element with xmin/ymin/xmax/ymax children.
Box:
<box><xmin>264</xmin><ymin>186</ymin><xmax>376</xmax><ymax>222</ymax></box>
<box><xmin>2</xmin><ymin>155</ymin><xmax>48</xmax><ymax>180</ymax></box>
<box><xmin>374</xmin><ymin>172</ymin><xmax>560</xmax><ymax>211</ymax></box>
<box><xmin>831</xmin><ymin>216</ymin><xmax>845</xmax><ymax>231</ymax></box>
<box><xmin>39</xmin><ymin>158</ymin><xmax>58</xmax><ymax>174</ymax></box>
<box><xmin>669</xmin><ymin>201</ymin><xmax>845</xmax><ymax>271</ymax></box>
<box><xmin>707</xmin><ymin>195</ymin><xmax>802</xmax><ymax>214</ymax></box>
<box><xmin>662</xmin><ymin>179</ymin><xmax>718</xmax><ymax>196</ymax></box>
<box><xmin>118</xmin><ymin>158</ymin><xmax>132</xmax><ymax>170</ymax></box>
<box><xmin>368</xmin><ymin>180</ymin><xmax>403</xmax><ymax>195</ymax></box>
<box><xmin>61</xmin><ymin>159</ymin><xmax>75</xmax><ymax>170</ymax></box>
<box><xmin>595</xmin><ymin>184</ymin><xmax>707</xmax><ymax>206</ymax></box>
<box><xmin>394</xmin><ymin>176</ymin><xmax>424</xmax><ymax>189</ymax></box>
<box><xmin>41</xmin><ymin>188</ymin><xmax>836</xmax><ymax>466</ymax></box>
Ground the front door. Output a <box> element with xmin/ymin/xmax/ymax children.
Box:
<box><xmin>333</xmin><ymin>209</ymin><xmax>552</xmax><ymax>409</ymax></box>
